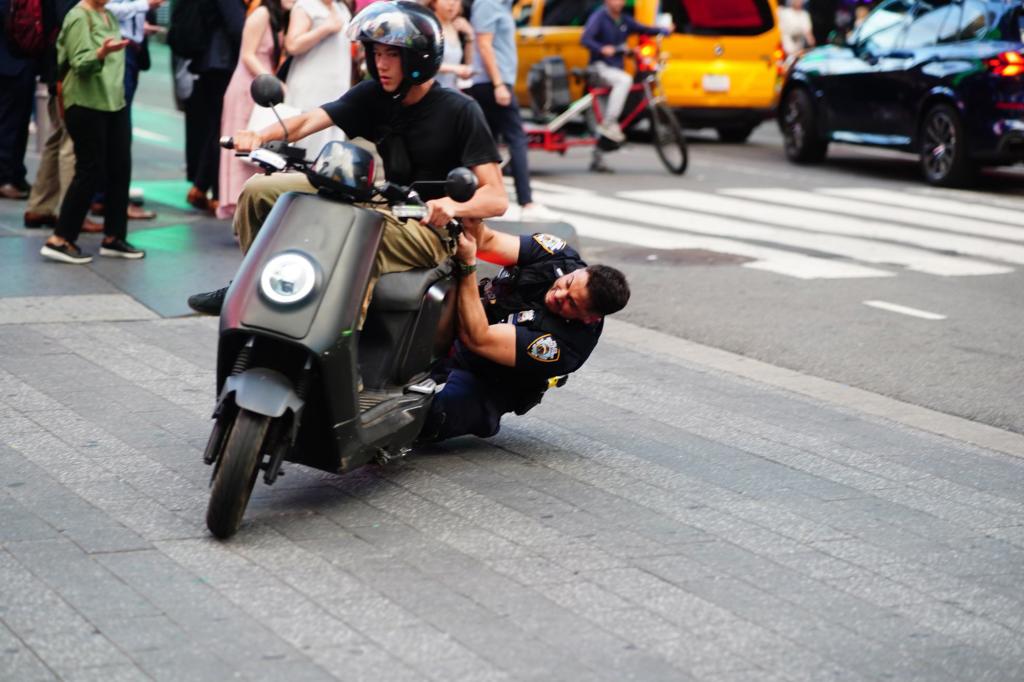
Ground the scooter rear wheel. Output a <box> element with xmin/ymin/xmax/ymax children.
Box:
<box><xmin>206</xmin><ymin>409</ymin><xmax>269</xmax><ymax>539</ymax></box>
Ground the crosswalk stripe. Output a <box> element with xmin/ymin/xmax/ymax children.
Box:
<box><xmin>622</xmin><ymin>189</ymin><xmax>1024</xmax><ymax>268</ymax></box>
<box><xmin>821</xmin><ymin>188</ymin><xmax>1024</xmax><ymax>235</ymax></box>
<box><xmin>725</xmin><ymin>188</ymin><xmax>1024</xmax><ymax>243</ymax></box>
<box><xmin>551</xmin><ymin>212</ymin><xmax>894</xmax><ymax>279</ymax></box>
<box><xmin>863</xmin><ymin>300</ymin><xmax>947</xmax><ymax>320</ymax></box>
<box><xmin>534</xmin><ymin>190</ymin><xmax>1009</xmax><ymax>277</ymax></box>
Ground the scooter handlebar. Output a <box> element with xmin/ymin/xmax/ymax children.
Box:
<box><xmin>219</xmin><ymin>136</ymin><xmax>234</xmax><ymax>149</ymax></box>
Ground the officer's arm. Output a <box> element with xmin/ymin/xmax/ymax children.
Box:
<box><xmin>461</xmin><ymin>218</ymin><xmax>520</xmax><ymax>266</ymax></box>
<box><xmin>456</xmin><ymin>232</ymin><xmax>517</xmax><ymax>366</ymax></box>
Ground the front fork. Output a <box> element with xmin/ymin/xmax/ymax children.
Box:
<box><xmin>204</xmin><ymin>338</ymin><xmax>310</xmax><ymax>487</ymax></box>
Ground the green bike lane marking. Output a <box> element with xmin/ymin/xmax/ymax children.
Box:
<box><xmin>132</xmin><ymin>103</ymin><xmax>184</xmax><ymax>152</ymax></box>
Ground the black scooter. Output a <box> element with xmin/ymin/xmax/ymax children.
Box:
<box><xmin>203</xmin><ymin>76</ymin><xmax>477</xmax><ymax>539</ymax></box>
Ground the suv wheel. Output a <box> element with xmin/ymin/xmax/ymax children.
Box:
<box><xmin>919</xmin><ymin>103</ymin><xmax>975</xmax><ymax>187</ymax></box>
<box><xmin>781</xmin><ymin>88</ymin><xmax>828</xmax><ymax>163</ymax></box>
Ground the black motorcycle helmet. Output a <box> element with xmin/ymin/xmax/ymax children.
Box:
<box><xmin>347</xmin><ymin>1</ymin><xmax>444</xmax><ymax>97</ymax></box>
<box><xmin>308</xmin><ymin>141</ymin><xmax>376</xmax><ymax>201</ymax></box>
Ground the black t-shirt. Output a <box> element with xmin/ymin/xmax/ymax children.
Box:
<box><xmin>321</xmin><ymin>80</ymin><xmax>500</xmax><ymax>199</ymax></box>
<box><xmin>453</xmin><ymin>234</ymin><xmax>603</xmax><ymax>394</ymax></box>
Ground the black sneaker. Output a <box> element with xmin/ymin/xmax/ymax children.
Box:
<box><xmin>589</xmin><ymin>159</ymin><xmax>614</xmax><ymax>174</ymax></box>
<box><xmin>99</xmin><ymin>238</ymin><xmax>145</xmax><ymax>259</ymax></box>
<box><xmin>40</xmin><ymin>241</ymin><xmax>92</xmax><ymax>264</ymax></box>
<box><xmin>188</xmin><ymin>286</ymin><xmax>228</xmax><ymax>315</ymax></box>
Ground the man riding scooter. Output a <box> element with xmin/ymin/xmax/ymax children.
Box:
<box><xmin>187</xmin><ymin>0</ymin><xmax>508</xmax><ymax>319</ymax></box>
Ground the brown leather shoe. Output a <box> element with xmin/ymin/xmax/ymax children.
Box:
<box><xmin>186</xmin><ymin>186</ymin><xmax>212</xmax><ymax>212</ymax></box>
<box><xmin>24</xmin><ymin>211</ymin><xmax>58</xmax><ymax>228</ymax></box>
<box><xmin>127</xmin><ymin>204</ymin><xmax>156</xmax><ymax>220</ymax></box>
<box><xmin>81</xmin><ymin>218</ymin><xmax>103</xmax><ymax>233</ymax></box>
<box><xmin>1</xmin><ymin>183</ymin><xmax>28</xmax><ymax>199</ymax></box>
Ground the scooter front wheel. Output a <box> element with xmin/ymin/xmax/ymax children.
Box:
<box><xmin>206</xmin><ymin>409</ymin><xmax>269</xmax><ymax>539</ymax></box>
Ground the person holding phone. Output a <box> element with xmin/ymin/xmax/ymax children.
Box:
<box><xmin>41</xmin><ymin>0</ymin><xmax>145</xmax><ymax>263</ymax></box>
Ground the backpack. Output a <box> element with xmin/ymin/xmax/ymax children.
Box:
<box><xmin>167</xmin><ymin>0</ymin><xmax>219</xmax><ymax>60</ymax></box>
<box><xmin>5</xmin><ymin>0</ymin><xmax>53</xmax><ymax>58</ymax></box>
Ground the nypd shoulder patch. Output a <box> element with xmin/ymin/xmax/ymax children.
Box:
<box><xmin>532</xmin><ymin>233</ymin><xmax>567</xmax><ymax>254</ymax></box>
<box><xmin>527</xmin><ymin>334</ymin><xmax>560</xmax><ymax>362</ymax></box>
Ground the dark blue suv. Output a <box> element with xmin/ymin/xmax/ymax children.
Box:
<box><xmin>779</xmin><ymin>0</ymin><xmax>1024</xmax><ymax>185</ymax></box>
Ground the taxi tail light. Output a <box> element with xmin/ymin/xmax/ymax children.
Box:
<box><xmin>987</xmin><ymin>51</ymin><xmax>1024</xmax><ymax>77</ymax></box>
<box><xmin>773</xmin><ymin>42</ymin><xmax>786</xmax><ymax>76</ymax></box>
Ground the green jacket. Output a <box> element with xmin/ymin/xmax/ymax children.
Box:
<box><xmin>58</xmin><ymin>4</ymin><xmax>126</xmax><ymax>112</ymax></box>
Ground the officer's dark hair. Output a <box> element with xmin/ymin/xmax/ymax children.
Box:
<box><xmin>584</xmin><ymin>264</ymin><xmax>630</xmax><ymax>316</ymax></box>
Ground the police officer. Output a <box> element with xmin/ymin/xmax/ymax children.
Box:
<box><xmin>420</xmin><ymin>219</ymin><xmax>630</xmax><ymax>442</ymax></box>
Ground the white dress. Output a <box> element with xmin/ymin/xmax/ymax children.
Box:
<box><xmin>284</xmin><ymin>0</ymin><xmax>352</xmax><ymax>158</ymax></box>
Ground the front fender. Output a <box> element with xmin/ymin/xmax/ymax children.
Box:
<box><xmin>222</xmin><ymin>368</ymin><xmax>304</xmax><ymax>419</ymax></box>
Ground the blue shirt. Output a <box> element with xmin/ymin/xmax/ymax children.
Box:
<box><xmin>580</xmin><ymin>6</ymin><xmax>668</xmax><ymax>69</ymax></box>
<box><xmin>470</xmin><ymin>0</ymin><xmax>517</xmax><ymax>87</ymax></box>
<box><xmin>107</xmin><ymin>0</ymin><xmax>149</xmax><ymax>44</ymax></box>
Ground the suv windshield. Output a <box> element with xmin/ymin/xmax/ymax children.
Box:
<box><xmin>664</xmin><ymin>0</ymin><xmax>775</xmax><ymax>36</ymax></box>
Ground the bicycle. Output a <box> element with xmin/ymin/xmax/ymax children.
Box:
<box><xmin>523</xmin><ymin>35</ymin><xmax>688</xmax><ymax>175</ymax></box>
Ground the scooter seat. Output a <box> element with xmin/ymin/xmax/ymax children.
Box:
<box><xmin>370</xmin><ymin>262</ymin><xmax>453</xmax><ymax>312</ymax></box>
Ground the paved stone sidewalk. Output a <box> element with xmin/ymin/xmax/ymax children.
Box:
<box><xmin>2</xmin><ymin>301</ymin><xmax>1024</xmax><ymax>681</ymax></box>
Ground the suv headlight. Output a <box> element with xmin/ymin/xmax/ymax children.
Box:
<box><xmin>260</xmin><ymin>253</ymin><xmax>317</xmax><ymax>305</ymax></box>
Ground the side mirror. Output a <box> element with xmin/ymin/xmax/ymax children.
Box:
<box><xmin>251</xmin><ymin>74</ymin><xmax>285</xmax><ymax>108</ymax></box>
<box><xmin>445</xmin><ymin>167</ymin><xmax>477</xmax><ymax>203</ymax></box>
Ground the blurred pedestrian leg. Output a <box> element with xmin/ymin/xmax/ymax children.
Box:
<box><xmin>0</xmin><ymin>31</ymin><xmax>35</xmax><ymax>198</ymax></box>
<box><xmin>24</xmin><ymin>92</ymin><xmax>76</xmax><ymax>224</ymax></box>
<box><xmin>183</xmin><ymin>0</ymin><xmax>247</xmax><ymax>213</ymax></box>
<box><xmin>57</xmin><ymin>106</ymin><xmax>132</xmax><ymax>245</ymax></box>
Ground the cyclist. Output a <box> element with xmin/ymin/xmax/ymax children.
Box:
<box><xmin>580</xmin><ymin>0</ymin><xmax>672</xmax><ymax>170</ymax></box>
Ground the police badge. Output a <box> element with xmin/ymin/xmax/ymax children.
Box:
<box><xmin>532</xmin><ymin>234</ymin><xmax>567</xmax><ymax>254</ymax></box>
<box><xmin>516</xmin><ymin>310</ymin><xmax>536</xmax><ymax>323</ymax></box>
<box><xmin>527</xmin><ymin>334</ymin><xmax>560</xmax><ymax>362</ymax></box>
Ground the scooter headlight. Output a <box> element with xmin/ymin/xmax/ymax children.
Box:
<box><xmin>260</xmin><ymin>253</ymin><xmax>317</xmax><ymax>305</ymax></box>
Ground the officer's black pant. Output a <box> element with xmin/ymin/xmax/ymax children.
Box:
<box><xmin>421</xmin><ymin>368</ymin><xmax>510</xmax><ymax>442</ymax></box>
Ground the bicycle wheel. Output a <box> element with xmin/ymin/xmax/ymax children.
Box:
<box><xmin>650</xmin><ymin>103</ymin><xmax>688</xmax><ymax>175</ymax></box>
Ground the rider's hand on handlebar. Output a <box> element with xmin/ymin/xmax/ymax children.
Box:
<box><xmin>600</xmin><ymin>45</ymin><xmax>617</xmax><ymax>57</ymax></box>
<box><xmin>424</xmin><ymin>197</ymin><xmax>457</xmax><ymax>228</ymax></box>
<box><xmin>232</xmin><ymin>130</ymin><xmax>265</xmax><ymax>153</ymax></box>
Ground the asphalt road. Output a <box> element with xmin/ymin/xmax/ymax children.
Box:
<box><xmin>517</xmin><ymin>124</ymin><xmax>1024</xmax><ymax>435</ymax></box>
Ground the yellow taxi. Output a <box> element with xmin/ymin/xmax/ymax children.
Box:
<box><xmin>514</xmin><ymin>0</ymin><xmax>785</xmax><ymax>141</ymax></box>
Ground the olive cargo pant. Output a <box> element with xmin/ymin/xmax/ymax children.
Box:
<box><xmin>233</xmin><ymin>173</ymin><xmax>452</xmax><ymax>326</ymax></box>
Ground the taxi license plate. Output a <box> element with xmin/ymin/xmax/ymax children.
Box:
<box><xmin>702</xmin><ymin>74</ymin><xmax>730</xmax><ymax>93</ymax></box>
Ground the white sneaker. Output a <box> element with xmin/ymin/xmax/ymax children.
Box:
<box><xmin>519</xmin><ymin>203</ymin><xmax>560</xmax><ymax>222</ymax></box>
<box><xmin>598</xmin><ymin>122</ymin><xmax>625</xmax><ymax>143</ymax></box>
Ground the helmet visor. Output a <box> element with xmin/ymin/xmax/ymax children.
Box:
<box><xmin>346</xmin><ymin>3</ymin><xmax>436</xmax><ymax>51</ymax></box>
